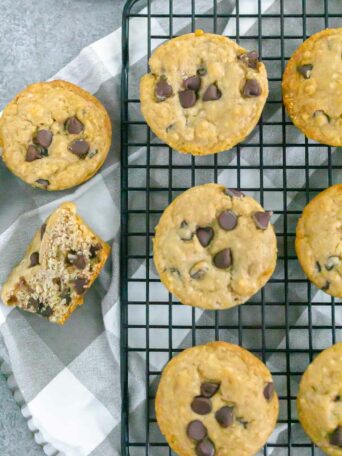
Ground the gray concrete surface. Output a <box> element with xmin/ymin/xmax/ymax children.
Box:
<box><xmin>0</xmin><ymin>1</ymin><xmax>125</xmax><ymax>454</ymax></box>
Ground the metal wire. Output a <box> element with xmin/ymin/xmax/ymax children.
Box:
<box><xmin>121</xmin><ymin>1</ymin><xmax>341</xmax><ymax>454</ymax></box>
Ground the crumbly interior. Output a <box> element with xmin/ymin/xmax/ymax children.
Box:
<box><xmin>0</xmin><ymin>81</ymin><xmax>111</xmax><ymax>190</ymax></box>
<box><xmin>153</xmin><ymin>184</ymin><xmax>277</xmax><ymax>310</ymax></box>
<box><xmin>1</xmin><ymin>203</ymin><xmax>109</xmax><ymax>324</ymax></box>
<box><xmin>297</xmin><ymin>342</ymin><xmax>342</xmax><ymax>456</ymax></box>
<box><xmin>296</xmin><ymin>184</ymin><xmax>342</xmax><ymax>298</ymax></box>
<box><xmin>140</xmin><ymin>31</ymin><xmax>268</xmax><ymax>155</ymax></box>
<box><xmin>282</xmin><ymin>28</ymin><xmax>342</xmax><ymax>146</ymax></box>
<box><xmin>156</xmin><ymin>342</ymin><xmax>279</xmax><ymax>456</ymax></box>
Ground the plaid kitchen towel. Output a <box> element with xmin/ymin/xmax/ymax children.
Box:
<box><xmin>0</xmin><ymin>0</ymin><xmax>341</xmax><ymax>455</ymax></box>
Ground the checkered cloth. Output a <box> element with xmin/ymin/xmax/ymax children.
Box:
<box><xmin>0</xmin><ymin>0</ymin><xmax>340</xmax><ymax>455</ymax></box>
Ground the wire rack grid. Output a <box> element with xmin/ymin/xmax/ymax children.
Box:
<box><xmin>120</xmin><ymin>0</ymin><xmax>342</xmax><ymax>455</ymax></box>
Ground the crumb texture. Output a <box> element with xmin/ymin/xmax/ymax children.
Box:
<box><xmin>1</xmin><ymin>202</ymin><xmax>110</xmax><ymax>324</ymax></box>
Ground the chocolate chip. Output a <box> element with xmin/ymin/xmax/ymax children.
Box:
<box><xmin>203</xmin><ymin>84</ymin><xmax>222</xmax><ymax>101</ymax></box>
<box><xmin>179</xmin><ymin>89</ymin><xmax>197</xmax><ymax>108</ymax></box>
<box><xmin>65</xmin><ymin>116</ymin><xmax>84</xmax><ymax>134</ymax></box>
<box><xmin>90</xmin><ymin>243</ymin><xmax>102</xmax><ymax>259</ymax></box>
<box><xmin>197</xmin><ymin>67</ymin><xmax>207</xmax><ymax>76</ymax></box>
<box><xmin>186</xmin><ymin>420</ymin><xmax>207</xmax><ymax>441</ymax></box>
<box><xmin>28</xmin><ymin>297</ymin><xmax>39</xmax><ymax>310</ymax></box>
<box><xmin>60</xmin><ymin>289</ymin><xmax>72</xmax><ymax>306</ymax></box>
<box><xmin>218</xmin><ymin>210</ymin><xmax>238</xmax><ymax>231</ymax></box>
<box><xmin>68</xmin><ymin>139</ymin><xmax>89</xmax><ymax>158</ymax></box>
<box><xmin>226</xmin><ymin>188</ymin><xmax>245</xmax><ymax>198</ymax></box>
<box><xmin>184</xmin><ymin>75</ymin><xmax>201</xmax><ymax>91</ymax></box>
<box><xmin>35</xmin><ymin>179</ymin><xmax>49</xmax><ymax>189</ymax></box>
<box><xmin>155</xmin><ymin>78</ymin><xmax>173</xmax><ymax>101</ymax></box>
<box><xmin>213</xmin><ymin>248</ymin><xmax>232</xmax><ymax>269</ymax></box>
<box><xmin>190</xmin><ymin>262</ymin><xmax>208</xmax><ymax>280</ymax></box>
<box><xmin>29</xmin><ymin>252</ymin><xmax>39</xmax><ymax>268</ymax></box>
<box><xmin>263</xmin><ymin>382</ymin><xmax>275</xmax><ymax>401</ymax></box>
<box><xmin>196</xmin><ymin>227</ymin><xmax>214</xmax><ymax>247</ymax></box>
<box><xmin>196</xmin><ymin>439</ymin><xmax>215</xmax><ymax>456</ymax></box>
<box><xmin>297</xmin><ymin>64</ymin><xmax>313</xmax><ymax>79</ymax></box>
<box><xmin>73</xmin><ymin>277</ymin><xmax>88</xmax><ymax>295</ymax></box>
<box><xmin>322</xmin><ymin>281</ymin><xmax>330</xmax><ymax>291</ymax></box>
<box><xmin>316</xmin><ymin>261</ymin><xmax>321</xmax><ymax>272</ymax></box>
<box><xmin>73</xmin><ymin>254</ymin><xmax>87</xmax><ymax>270</ymax></box>
<box><xmin>325</xmin><ymin>256</ymin><xmax>340</xmax><ymax>271</ymax></box>
<box><xmin>330</xmin><ymin>426</ymin><xmax>342</xmax><ymax>447</ymax></box>
<box><xmin>38</xmin><ymin>305</ymin><xmax>53</xmax><ymax>318</ymax></box>
<box><xmin>200</xmin><ymin>382</ymin><xmax>220</xmax><ymax>398</ymax></box>
<box><xmin>191</xmin><ymin>396</ymin><xmax>212</xmax><ymax>415</ymax></box>
<box><xmin>26</xmin><ymin>145</ymin><xmax>47</xmax><ymax>162</ymax></box>
<box><xmin>52</xmin><ymin>277</ymin><xmax>61</xmax><ymax>289</ymax></box>
<box><xmin>334</xmin><ymin>395</ymin><xmax>340</xmax><ymax>402</ymax></box>
<box><xmin>215</xmin><ymin>406</ymin><xmax>234</xmax><ymax>428</ymax></box>
<box><xmin>242</xmin><ymin>79</ymin><xmax>261</xmax><ymax>97</ymax></box>
<box><xmin>35</xmin><ymin>130</ymin><xmax>53</xmax><ymax>148</ymax></box>
<box><xmin>253</xmin><ymin>211</ymin><xmax>272</xmax><ymax>230</ymax></box>
<box><xmin>41</xmin><ymin>223</ymin><xmax>47</xmax><ymax>239</ymax></box>
<box><xmin>239</xmin><ymin>50</ymin><xmax>259</xmax><ymax>69</ymax></box>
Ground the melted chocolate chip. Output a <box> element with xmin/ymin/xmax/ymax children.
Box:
<box><xmin>215</xmin><ymin>406</ymin><xmax>234</xmax><ymax>428</ymax></box>
<box><xmin>322</xmin><ymin>281</ymin><xmax>330</xmax><ymax>291</ymax></box>
<box><xmin>35</xmin><ymin>179</ymin><xmax>50</xmax><ymax>189</ymax></box>
<box><xmin>297</xmin><ymin>64</ymin><xmax>313</xmax><ymax>79</ymax></box>
<box><xmin>263</xmin><ymin>382</ymin><xmax>275</xmax><ymax>401</ymax></box>
<box><xmin>242</xmin><ymin>79</ymin><xmax>261</xmax><ymax>97</ymax></box>
<box><xmin>29</xmin><ymin>252</ymin><xmax>39</xmax><ymax>268</ymax></box>
<box><xmin>68</xmin><ymin>139</ymin><xmax>89</xmax><ymax>158</ymax></box>
<box><xmin>191</xmin><ymin>396</ymin><xmax>212</xmax><ymax>415</ymax></box>
<box><xmin>73</xmin><ymin>277</ymin><xmax>88</xmax><ymax>295</ymax></box>
<box><xmin>38</xmin><ymin>305</ymin><xmax>53</xmax><ymax>318</ymax></box>
<box><xmin>90</xmin><ymin>243</ymin><xmax>102</xmax><ymax>259</ymax></box>
<box><xmin>73</xmin><ymin>254</ymin><xmax>87</xmax><ymax>270</ymax></box>
<box><xmin>65</xmin><ymin>116</ymin><xmax>84</xmax><ymax>134</ymax></box>
<box><xmin>60</xmin><ymin>289</ymin><xmax>72</xmax><ymax>306</ymax></box>
<box><xmin>26</xmin><ymin>145</ymin><xmax>47</xmax><ymax>162</ymax></box>
<box><xmin>196</xmin><ymin>439</ymin><xmax>215</xmax><ymax>456</ymax></box>
<box><xmin>196</xmin><ymin>227</ymin><xmax>214</xmax><ymax>247</ymax></box>
<box><xmin>41</xmin><ymin>223</ymin><xmax>47</xmax><ymax>239</ymax></box>
<box><xmin>190</xmin><ymin>262</ymin><xmax>208</xmax><ymax>280</ymax></box>
<box><xmin>179</xmin><ymin>89</ymin><xmax>197</xmax><ymax>108</ymax></box>
<box><xmin>197</xmin><ymin>67</ymin><xmax>207</xmax><ymax>76</ymax></box>
<box><xmin>35</xmin><ymin>130</ymin><xmax>53</xmax><ymax>148</ymax></box>
<box><xmin>155</xmin><ymin>78</ymin><xmax>173</xmax><ymax>101</ymax></box>
<box><xmin>213</xmin><ymin>248</ymin><xmax>232</xmax><ymax>269</ymax></box>
<box><xmin>218</xmin><ymin>210</ymin><xmax>238</xmax><ymax>231</ymax></box>
<box><xmin>203</xmin><ymin>84</ymin><xmax>222</xmax><ymax>101</ymax></box>
<box><xmin>200</xmin><ymin>382</ymin><xmax>220</xmax><ymax>398</ymax></box>
<box><xmin>186</xmin><ymin>420</ymin><xmax>207</xmax><ymax>441</ymax></box>
<box><xmin>330</xmin><ymin>426</ymin><xmax>342</xmax><ymax>447</ymax></box>
<box><xmin>226</xmin><ymin>188</ymin><xmax>245</xmax><ymax>198</ymax></box>
<box><xmin>184</xmin><ymin>75</ymin><xmax>201</xmax><ymax>91</ymax></box>
<box><xmin>253</xmin><ymin>211</ymin><xmax>272</xmax><ymax>230</ymax></box>
<box><xmin>239</xmin><ymin>50</ymin><xmax>259</xmax><ymax>69</ymax></box>
<box><xmin>28</xmin><ymin>297</ymin><xmax>39</xmax><ymax>309</ymax></box>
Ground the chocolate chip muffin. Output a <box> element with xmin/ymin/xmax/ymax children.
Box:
<box><xmin>282</xmin><ymin>28</ymin><xmax>342</xmax><ymax>146</ymax></box>
<box><xmin>297</xmin><ymin>342</ymin><xmax>342</xmax><ymax>456</ymax></box>
<box><xmin>296</xmin><ymin>184</ymin><xmax>342</xmax><ymax>298</ymax></box>
<box><xmin>156</xmin><ymin>341</ymin><xmax>279</xmax><ymax>456</ymax></box>
<box><xmin>153</xmin><ymin>183</ymin><xmax>277</xmax><ymax>310</ymax></box>
<box><xmin>140</xmin><ymin>30</ymin><xmax>268</xmax><ymax>155</ymax></box>
<box><xmin>1</xmin><ymin>203</ymin><xmax>110</xmax><ymax>324</ymax></box>
<box><xmin>0</xmin><ymin>80</ymin><xmax>112</xmax><ymax>190</ymax></box>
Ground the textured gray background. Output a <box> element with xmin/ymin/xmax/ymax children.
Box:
<box><xmin>0</xmin><ymin>0</ymin><xmax>124</xmax><ymax>454</ymax></box>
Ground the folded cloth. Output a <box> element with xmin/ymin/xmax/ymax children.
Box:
<box><xmin>0</xmin><ymin>0</ymin><xmax>340</xmax><ymax>455</ymax></box>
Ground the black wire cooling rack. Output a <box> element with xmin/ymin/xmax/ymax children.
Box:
<box><xmin>120</xmin><ymin>1</ymin><xmax>342</xmax><ymax>454</ymax></box>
